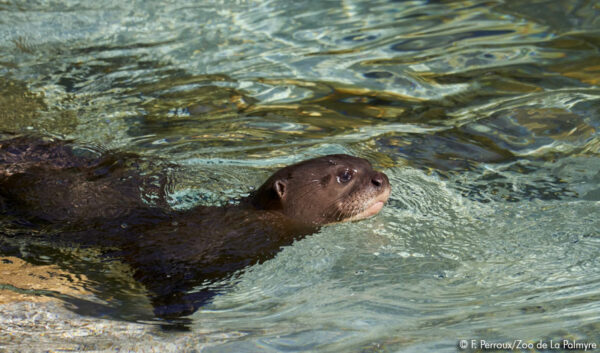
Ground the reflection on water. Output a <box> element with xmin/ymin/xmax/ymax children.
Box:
<box><xmin>1</xmin><ymin>0</ymin><xmax>600</xmax><ymax>351</ymax></box>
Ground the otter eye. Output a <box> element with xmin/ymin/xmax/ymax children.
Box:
<box><xmin>337</xmin><ymin>170</ymin><xmax>353</xmax><ymax>183</ymax></box>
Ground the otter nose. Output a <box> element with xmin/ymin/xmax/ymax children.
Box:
<box><xmin>371</xmin><ymin>172</ymin><xmax>384</xmax><ymax>188</ymax></box>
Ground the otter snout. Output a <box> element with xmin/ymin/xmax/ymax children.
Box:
<box><xmin>371</xmin><ymin>171</ymin><xmax>388</xmax><ymax>189</ymax></box>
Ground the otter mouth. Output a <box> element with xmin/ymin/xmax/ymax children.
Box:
<box><xmin>346</xmin><ymin>188</ymin><xmax>391</xmax><ymax>222</ymax></box>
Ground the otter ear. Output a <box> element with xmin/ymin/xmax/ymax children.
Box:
<box><xmin>274</xmin><ymin>179</ymin><xmax>287</xmax><ymax>199</ymax></box>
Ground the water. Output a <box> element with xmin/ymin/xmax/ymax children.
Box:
<box><xmin>1</xmin><ymin>0</ymin><xmax>599</xmax><ymax>351</ymax></box>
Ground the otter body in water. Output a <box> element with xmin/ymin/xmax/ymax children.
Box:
<box><xmin>0</xmin><ymin>136</ymin><xmax>391</xmax><ymax>322</ymax></box>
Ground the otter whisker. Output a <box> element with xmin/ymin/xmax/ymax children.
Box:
<box><xmin>292</xmin><ymin>181</ymin><xmax>324</xmax><ymax>203</ymax></box>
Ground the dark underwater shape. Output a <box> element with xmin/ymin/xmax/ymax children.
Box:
<box><xmin>0</xmin><ymin>135</ymin><xmax>390</xmax><ymax>326</ymax></box>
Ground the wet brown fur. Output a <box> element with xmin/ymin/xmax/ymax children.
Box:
<box><xmin>0</xmin><ymin>135</ymin><xmax>390</xmax><ymax>324</ymax></box>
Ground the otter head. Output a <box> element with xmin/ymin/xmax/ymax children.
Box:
<box><xmin>251</xmin><ymin>154</ymin><xmax>391</xmax><ymax>226</ymax></box>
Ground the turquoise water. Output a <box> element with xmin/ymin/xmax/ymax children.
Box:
<box><xmin>1</xmin><ymin>0</ymin><xmax>599</xmax><ymax>352</ymax></box>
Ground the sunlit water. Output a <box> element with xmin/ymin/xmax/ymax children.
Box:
<box><xmin>1</xmin><ymin>0</ymin><xmax>599</xmax><ymax>352</ymax></box>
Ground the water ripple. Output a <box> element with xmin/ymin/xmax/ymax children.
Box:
<box><xmin>1</xmin><ymin>0</ymin><xmax>600</xmax><ymax>351</ymax></box>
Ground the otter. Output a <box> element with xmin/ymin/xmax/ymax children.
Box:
<box><xmin>0</xmin><ymin>135</ymin><xmax>391</xmax><ymax>323</ymax></box>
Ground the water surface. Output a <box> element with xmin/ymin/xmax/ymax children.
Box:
<box><xmin>1</xmin><ymin>0</ymin><xmax>599</xmax><ymax>352</ymax></box>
